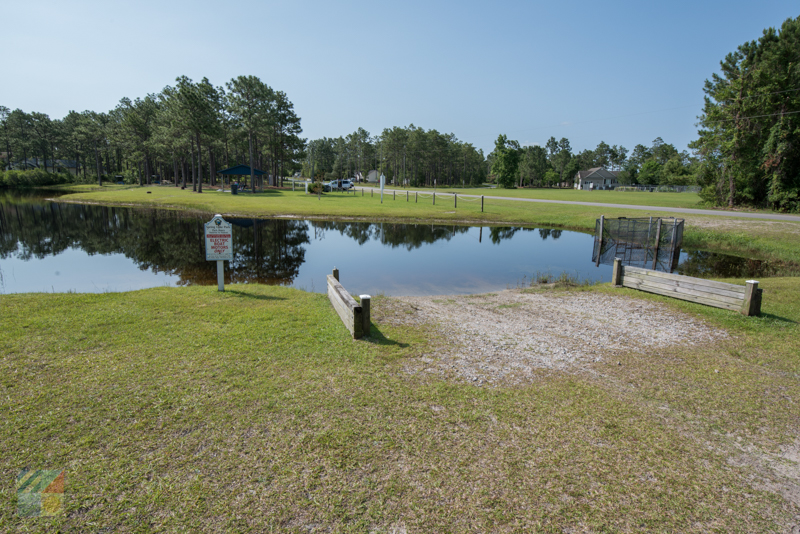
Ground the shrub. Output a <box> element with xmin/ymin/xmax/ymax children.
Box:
<box><xmin>306</xmin><ymin>181</ymin><xmax>324</xmax><ymax>194</ymax></box>
<box><xmin>1</xmin><ymin>169</ymin><xmax>73</xmax><ymax>188</ymax></box>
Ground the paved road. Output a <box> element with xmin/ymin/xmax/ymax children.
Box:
<box><xmin>354</xmin><ymin>187</ymin><xmax>800</xmax><ymax>223</ymax></box>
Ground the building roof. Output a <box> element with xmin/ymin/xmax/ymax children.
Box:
<box><xmin>217</xmin><ymin>164</ymin><xmax>266</xmax><ymax>176</ymax></box>
<box><xmin>575</xmin><ymin>167</ymin><xmax>620</xmax><ymax>180</ymax></box>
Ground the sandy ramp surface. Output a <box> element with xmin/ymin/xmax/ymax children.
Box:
<box><xmin>378</xmin><ymin>289</ymin><xmax>729</xmax><ymax>386</ymax></box>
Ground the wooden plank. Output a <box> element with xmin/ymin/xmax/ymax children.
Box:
<box><xmin>626</xmin><ymin>273</ymin><xmax>744</xmax><ymax>299</ymax></box>
<box><xmin>327</xmin><ymin>274</ymin><xmax>364</xmax><ymax>338</ymax></box>
<box><xmin>622</xmin><ymin>265</ymin><xmax>746</xmax><ymax>294</ymax></box>
<box><xmin>621</xmin><ymin>272</ymin><xmax>747</xmax><ymax>300</ymax></box>
<box><xmin>328</xmin><ymin>279</ymin><xmax>353</xmax><ymax>331</ymax></box>
<box><xmin>621</xmin><ymin>279</ymin><xmax>742</xmax><ymax>311</ymax></box>
<box><xmin>622</xmin><ymin>276</ymin><xmax>743</xmax><ymax>305</ymax></box>
<box><xmin>622</xmin><ymin>277</ymin><xmax>745</xmax><ymax>306</ymax></box>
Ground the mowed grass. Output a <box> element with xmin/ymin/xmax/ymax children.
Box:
<box><xmin>1</xmin><ymin>282</ymin><xmax>799</xmax><ymax>532</ymax></box>
<box><xmin>378</xmin><ymin>184</ymin><xmax>705</xmax><ymax>209</ymax></box>
<box><xmin>60</xmin><ymin>184</ymin><xmax>800</xmax><ymax>265</ymax></box>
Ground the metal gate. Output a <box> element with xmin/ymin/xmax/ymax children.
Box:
<box><xmin>592</xmin><ymin>216</ymin><xmax>684</xmax><ymax>272</ymax></box>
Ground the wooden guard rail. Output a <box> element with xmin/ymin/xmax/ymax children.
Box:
<box><xmin>327</xmin><ymin>268</ymin><xmax>371</xmax><ymax>339</ymax></box>
<box><xmin>612</xmin><ymin>258</ymin><xmax>762</xmax><ymax>316</ymax></box>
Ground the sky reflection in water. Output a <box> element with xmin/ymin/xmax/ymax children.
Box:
<box><xmin>1</xmin><ymin>195</ymin><xmax>778</xmax><ymax>295</ymax></box>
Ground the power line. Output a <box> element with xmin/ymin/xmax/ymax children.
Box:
<box><xmin>713</xmin><ymin>87</ymin><xmax>800</xmax><ymax>102</ymax></box>
<box><xmin>699</xmin><ymin>110</ymin><xmax>800</xmax><ymax>125</ymax></box>
<box><xmin>470</xmin><ymin>87</ymin><xmax>800</xmax><ymax>144</ymax></box>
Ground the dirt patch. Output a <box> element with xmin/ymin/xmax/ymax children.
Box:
<box><xmin>377</xmin><ymin>289</ymin><xmax>728</xmax><ymax>387</ymax></box>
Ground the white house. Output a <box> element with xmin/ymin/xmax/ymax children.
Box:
<box><xmin>574</xmin><ymin>167</ymin><xmax>619</xmax><ymax>190</ymax></box>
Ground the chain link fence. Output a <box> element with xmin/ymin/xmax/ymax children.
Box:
<box><xmin>592</xmin><ymin>217</ymin><xmax>684</xmax><ymax>272</ymax></box>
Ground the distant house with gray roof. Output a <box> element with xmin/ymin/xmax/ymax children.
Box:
<box><xmin>574</xmin><ymin>167</ymin><xmax>619</xmax><ymax>190</ymax></box>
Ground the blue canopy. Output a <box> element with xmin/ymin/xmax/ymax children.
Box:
<box><xmin>217</xmin><ymin>164</ymin><xmax>266</xmax><ymax>176</ymax></box>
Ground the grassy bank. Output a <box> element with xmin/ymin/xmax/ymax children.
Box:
<box><xmin>377</xmin><ymin>185</ymin><xmax>707</xmax><ymax>209</ymax></box>
<box><xmin>1</xmin><ymin>281</ymin><xmax>798</xmax><ymax>531</ymax></box>
<box><xmin>60</xmin><ymin>185</ymin><xmax>800</xmax><ymax>265</ymax></box>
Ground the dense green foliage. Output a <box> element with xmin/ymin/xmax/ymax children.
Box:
<box><xmin>0</xmin><ymin>169</ymin><xmax>75</xmax><ymax>188</ymax></box>
<box><xmin>691</xmin><ymin>16</ymin><xmax>800</xmax><ymax>211</ymax></box>
<box><xmin>490</xmin><ymin>134</ymin><xmax>521</xmax><ymax>188</ymax></box>
<box><xmin>303</xmin><ymin>125</ymin><xmax>488</xmax><ymax>187</ymax></box>
<box><xmin>0</xmin><ymin>75</ymin><xmax>304</xmax><ymax>190</ymax></box>
<box><xmin>488</xmin><ymin>135</ymin><xmax>698</xmax><ymax>189</ymax></box>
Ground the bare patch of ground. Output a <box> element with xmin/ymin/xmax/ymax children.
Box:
<box><xmin>374</xmin><ymin>289</ymin><xmax>800</xmax><ymax>529</ymax></box>
<box><xmin>377</xmin><ymin>289</ymin><xmax>729</xmax><ymax>387</ymax></box>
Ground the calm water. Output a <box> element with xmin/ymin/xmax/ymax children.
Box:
<box><xmin>0</xmin><ymin>192</ymin><xmax>778</xmax><ymax>296</ymax></box>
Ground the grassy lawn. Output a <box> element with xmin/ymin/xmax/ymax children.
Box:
<box><xmin>59</xmin><ymin>185</ymin><xmax>800</xmax><ymax>266</ymax></box>
<box><xmin>376</xmin><ymin>185</ymin><xmax>706</xmax><ymax>209</ymax></box>
<box><xmin>1</xmin><ymin>280</ymin><xmax>799</xmax><ymax>532</ymax></box>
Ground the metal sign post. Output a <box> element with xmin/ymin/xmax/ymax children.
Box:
<box><xmin>204</xmin><ymin>214</ymin><xmax>233</xmax><ymax>291</ymax></box>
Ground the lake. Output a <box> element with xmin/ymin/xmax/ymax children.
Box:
<box><xmin>0</xmin><ymin>192</ymin><xmax>776</xmax><ymax>295</ymax></box>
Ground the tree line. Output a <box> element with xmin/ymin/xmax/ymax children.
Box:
<box><xmin>0</xmin><ymin>75</ymin><xmax>304</xmax><ymax>191</ymax></box>
<box><xmin>490</xmin><ymin>134</ymin><xmax>697</xmax><ymax>189</ymax></box>
<box><xmin>303</xmin><ymin>125</ymin><xmax>488</xmax><ymax>186</ymax></box>
<box><xmin>3</xmin><ymin>16</ymin><xmax>798</xmax><ymax>212</ymax></box>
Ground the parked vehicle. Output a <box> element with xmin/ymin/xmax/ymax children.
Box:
<box><xmin>324</xmin><ymin>179</ymin><xmax>354</xmax><ymax>191</ymax></box>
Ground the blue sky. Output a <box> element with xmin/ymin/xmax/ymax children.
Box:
<box><xmin>5</xmin><ymin>0</ymin><xmax>798</xmax><ymax>155</ymax></box>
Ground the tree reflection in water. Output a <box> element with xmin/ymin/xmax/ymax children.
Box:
<box><xmin>309</xmin><ymin>220</ymin><xmax>472</xmax><ymax>250</ymax></box>
<box><xmin>0</xmin><ymin>193</ymin><xmax>789</xmax><ymax>292</ymax></box>
<box><xmin>0</xmin><ymin>198</ymin><xmax>310</xmax><ymax>286</ymax></box>
<box><xmin>676</xmin><ymin>250</ymin><xmax>790</xmax><ymax>279</ymax></box>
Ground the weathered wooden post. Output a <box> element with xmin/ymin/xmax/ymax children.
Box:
<box><xmin>741</xmin><ymin>280</ymin><xmax>762</xmax><ymax>316</ymax></box>
<box><xmin>359</xmin><ymin>294</ymin><xmax>371</xmax><ymax>336</ymax></box>
<box><xmin>332</xmin><ymin>267</ymin><xmax>339</xmax><ymax>281</ymax></box>
<box><xmin>669</xmin><ymin>218</ymin><xmax>678</xmax><ymax>271</ymax></box>
<box><xmin>454</xmin><ymin>193</ymin><xmax>457</xmax><ymax>208</ymax></box>
<box><xmin>415</xmin><ymin>191</ymin><xmax>418</xmax><ymax>203</ymax></box>
<box><xmin>651</xmin><ymin>218</ymin><xmax>663</xmax><ymax>270</ymax></box>
<box><xmin>481</xmin><ymin>195</ymin><xmax>484</xmax><ymax>212</ymax></box>
<box><xmin>433</xmin><ymin>192</ymin><xmax>436</xmax><ymax>205</ymax></box>
<box><xmin>612</xmin><ymin>258</ymin><xmax>622</xmax><ymax>286</ymax></box>
<box><xmin>596</xmin><ymin>215</ymin><xmax>605</xmax><ymax>267</ymax></box>
<box><xmin>406</xmin><ymin>191</ymin><xmax>409</xmax><ymax>202</ymax></box>
<box><xmin>393</xmin><ymin>190</ymin><xmax>395</xmax><ymax>200</ymax></box>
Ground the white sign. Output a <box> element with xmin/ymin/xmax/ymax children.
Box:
<box><xmin>204</xmin><ymin>215</ymin><xmax>233</xmax><ymax>261</ymax></box>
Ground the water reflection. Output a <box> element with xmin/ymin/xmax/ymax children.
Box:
<box><xmin>310</xmin><ymin>221</ymin><xmax>562</xmax><ymax>249</ymax></box>
<box><xmin>311</xmin><ymin>221</ymin><xmax>473</xmax><ymax>249</ymax></box>
<box><xmin>0</xmin><ymin>199</ymin><xmax>310</xmax><ymax>287</ymax></box>
<box><xmin>0</xmin><ymin>192</ymin><xmax>787</xmax><ymax>295</ymax></box>
<box><xmin>676</xmin><ymin>250</ymin><xmax>786</xmax><ymax>279</ymax></box>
